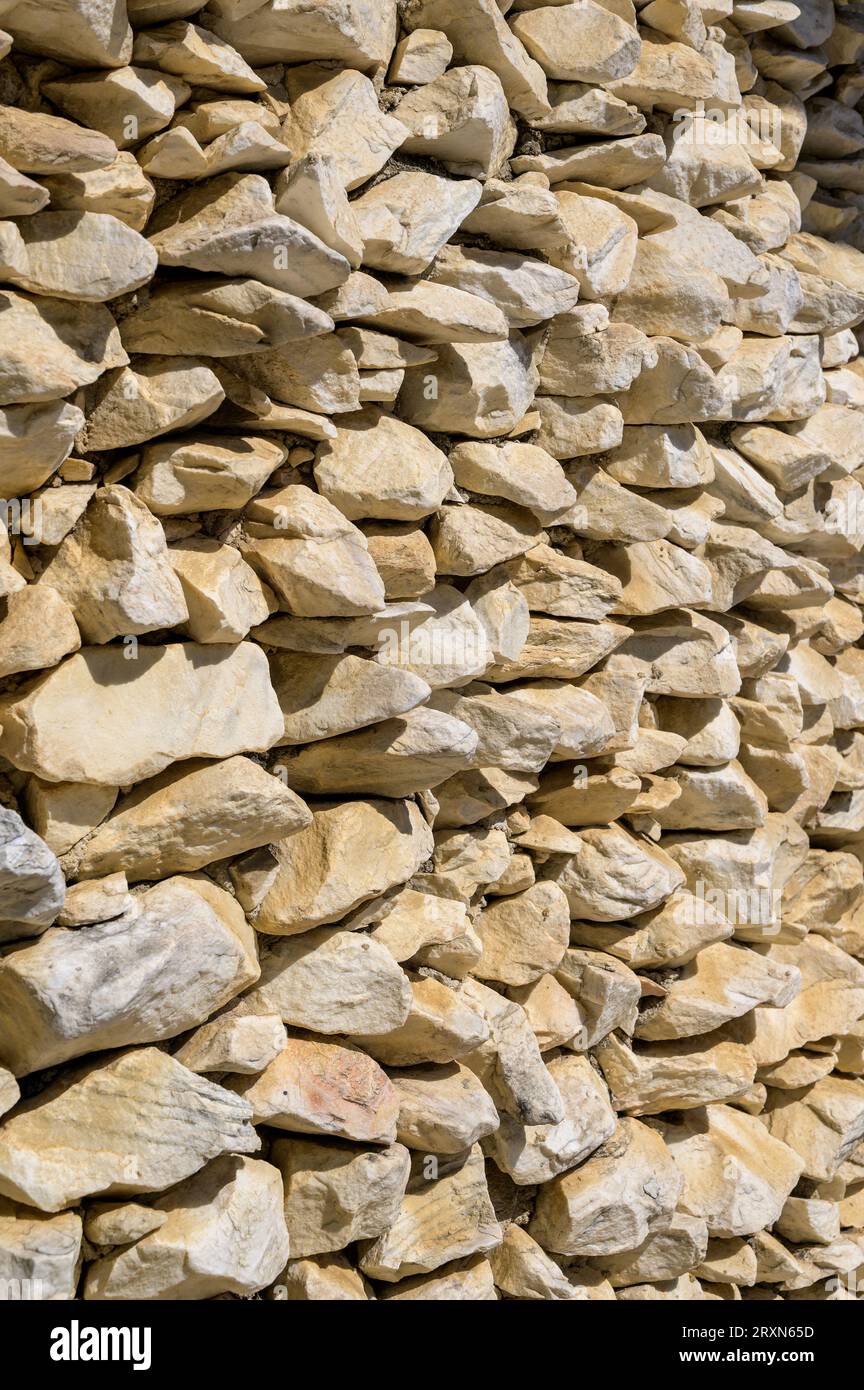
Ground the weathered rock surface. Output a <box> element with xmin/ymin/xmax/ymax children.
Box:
<box><xmin>0</xmin><ymin>1048</ymin><xmax>258</xmax><ymax>1212</ymax></box>
<box><xmin>0</xmin><ymin>0</ymin><xmax>858</xmax><ymax>1309</ymax></box>
<box><xmin>0</xmin><ymin>876</ymin><xmax>260</xmax><ymax>1075</ymax></box>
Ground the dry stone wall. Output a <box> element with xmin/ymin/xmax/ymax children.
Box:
<box><xmin>0</xmin><ymin>0</ymin><xmax>861</xmax><ymax>1303</ymax></box>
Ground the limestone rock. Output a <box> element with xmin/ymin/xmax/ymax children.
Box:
<box><xmin>0</xmin><ymin>292</ymin><xmax>127</xmax><ymax>405</ymax></box>
<box><xmin>0</xmin><ymin>809</ymin><xmax>64</xmax><ymax>946</ymax></box>
<box><xmin>174</xmin><ymin>1011</ymin><xmax>286</xmax><ymax>1076</ymax></box>
<box><xmin>0</xmin><ymin>1048</ymin><xmax>258</xmax><ymax>1212</ymax></box>
<box><xmin>0</xmin><ymin>1198</ymin><xmax>81</xmax><ymax>1300</ymax></box>
<box><xmin>658</xmin><ymin>1105</ymin><xmax>803</xmax><ymax>1237</ymax></box>
<box><xmin>229</xmin><ymin>1037</ymin><xmax>399</xmax><ymax>1144</ymax></box>
<box><xmin>484</xmin><ymin>1053</ymin><xmax>616</xmax><ymax>1185</ymax></box>
<box><xmin>39</xmin><ymin>485</ymin><xmax>187</xmax><ymax>643</ymax></box>
<box><xmin>84</xmin><ymin>1156</ymin><xmax>289</xmax><ymax>1300</ymax></box>
<box><xmin>204</xmin><ymin>0</ymin><xmax>399</xmax><ymax>72</ymax></box>
<box><xmin>148</xmin><ymin>173</ymin><xmax>350</xmax><ymax>295</ymax></box>
<box><xmin>40</xmin><ymin>151</ymin><xmax>157</xmax><ymax>230</ymax></box>
<box><xmin>0</xmin><ymin>586</ymin><xmax>80</xmax><ymax>680</ymax></box>
<box><xmin>449</xmin><ymin>441</ymin><xmax>577</xmax><ymax>522</ymax></box>
<box><xmin>356</xmin><ymin>976</ymin><xmax>489</xmax><ymax>1067</ymax></box>
<box><xmin>253</xmin><ymin>799</ymin><xmax>432</xmax><ymax>936</ymax></box>
<box><xmin>529</xmin><ymin>1118</ymin><xmax>682</xmax><ymax>1256</ymax></box>
<box><xmin>398</xmin><ymin>332</ymin><xmax>537</xmax><ymax>438</ymax></box>
<box><xmin>489</xmin><ymin>1224</ymin><xmax>585</xmax><ymax>1301</ymax></box>
<box><xmin>57</xmin><ymin>872</ymin><xmax>132</xmax><ymax>927</ymax></box>
<box><xmin>0</xmin><ymin>107</ymin><xmax>117</xmax><ymax>175</ymax></box>
<box><xmin>0</xmin><ymin>876</ymin><xmax>259</xmax><ymax>1076</ymax></box>
<box><xmin>2</xmin><ymin>211</ymin><xmax>157</xmax><ymax>304</ymax></box>
<box><xmin>635</xmin><ymin>941</ymin><xmax>800</xmax><ymax>1041</ymax></box>
<box><xmin>121</xmin><ymin>277</ymin><xmax>333</xmax><ymax>356</ymax></box>
<box><xmin>542</xmin><ymin>824</ymin><xmax>685</xmax><ymax>921</ymax></box>
<box><xmin>132</xmin><ymin>21</ymin><xmax>266</xmax><ymax>93</ymax></box>
<box><xmin>368</xmin><ymin>888</ymin><xmax>473</xmax><ymax>965</ymax></box>
<box><xmin>43</xmin><ymin>66</ymin><xmax>189</xmax><ymax>148</ymax></box>
<box><xmin>280</xmin><ymin>70</ymin><xmax>408</xmax><ymax>192</ymax></box>
<box><xmin>132</xmin><ymin>431</ymin><xmax>284</xmax><ymax>512</ymax></box>
<box><xmin>314</xmin><ymin>412</ymin><xmax>453</xmax><ymax>521</ymax></box>
<box><xmin>241</xmin><ymin>928</ymin><xmax>413</xmax><ymax>1038</ymax></box>
<box><xmin>402</xmin><ymin>0</ymin><xmax>550</xmax><ymax>121</ymax></box>
<box><xmin>396</xmin><ymin>65</ymin><xmax>515</xmax><ymax>179</ymax></box>
<box><xmin>70</xmin><ymin>756</ymin><xmax>308</xmax><ymax>883</ymax></box>
<box><xmin>428</xmin><ymin>244</ymin><xmax>581</xmax><ymax>329</ymax></box>
<box><xmin>511</xmin><ymin>4</ymin><xmax>641</xmax><ymax>84</ymax></box>
<box><xmin>271</xmin><ymin>651</ymin><xmax>430</xmax><ymax>746</ymax></box>
<box><xmin>390</xmin><ymin>29</ymin><xmax>452</xmax><ymax>85</ymax></box>
<box><xmin>0</xmin><ymin>1068</ymin><xmax>18</xmax><ymax>1119</ymax></box>
<box><xmin>0</xmin><ymin>642</ymin><xmax>283</xmax><ymax>786</ymax></box>
<box><xmin>460</xmin><ymin>976</ymin><xmax>565</xmax><ymax>1125</ymax></box>
<box><xmin>276</xmin><ymin>706</ymin><xmax>477</xmax><ymax>798</ymax></box>
<box><xmin>390</xmin><ymin>1062</ymin><xmax>499</xmax><ymax>1154</ymax></box>
<box><xmin>352</xmin><ymin>172</ymin><xmax>480</xmax><ymax>276</ymax></box>
<box><xmin>357</xmin><ymin>1144</ymin><xmax>501</xmax><ymax>1282</ymax></box>
<box><xmin>595</xmin><ymin>1034</ymin><xmax>756</xmax><ymax>1115</ymax></box>
<box><xmin>272</xmin><ymin>1136</ymin><xmax>410</xmax><ymax>1260</ymax></box>
<box><xmin>77</xmin><ymin>359</ymin><xmax>225</xmax><ymax>452</ymax></box>
<box><xmin>473</xmin><ymin>882</ymin><xmax>569</xmax><ymax>987</ymax></box>
<box><xmin>356</xmin><ymin>278</ymin><xmax>509</xmax><ymax>344</ymax></box>
<box><xmin>764</xmin><ymin>1077</ymin><xmax>864</xmax><ymax>1182</ymax></box>
<box><xmin>168</xmin><ymin>539</ymin><xmax>271</xmax><ymax>643</ymax></box>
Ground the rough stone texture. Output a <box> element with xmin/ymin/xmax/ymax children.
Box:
<box><xmin>0</xmin><ymin>0</ymin><xmax>859</xmax><ymax>1311</ymax></box>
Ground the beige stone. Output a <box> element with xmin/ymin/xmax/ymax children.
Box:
<box><xmin>39</xmin><ymin>485</ymin><xmax>187</xmax><ymax>644</ymax></box>
<box><xmin>0</xmin><ymin>1048</ymin><xmax>257</xmax><ymax>1212</ymax></box>
<box><xmin>484</xmin><ymin>1053</ymin><xmax>616</xmax><ymax>1186</ymax></box>
<box><xmin>396</xmin><ymin>65</ymin><xmax>515</xmax><ymax>178</ymax></box>
<box><xmin>390</xmin><ymin>1062</ymin><xmax>499</xmax><ymax>1155</ymax></box>
<box><xmin>0</xmin><ymin>1198</ymin><xmax>81</xmax><ymax>1300</ymax></box>
<box><xmin>0</xmin><ymin>587</ymin><xmax>80</xmax><ymax>679</ymax></box>
<box><xmin>511</xmin><ymin>3</ymin><xmax>640</xmax><ymax>84</ymax></box>
<box><xmin>133</xmin><ymin>431</ymin><xmax>283</xmax><ymax>513</ymax></box>
<box><xmin>402</xmin><ymin>0</ymin><xmax>550</xmax><ymax>120</ymax></box>
<box><xmin>84</xmin><ymin>1156</ymin><xmax>289</xmax><ymax>1300</ymax></box>
<box><xmin>460</xmin><ymin>976</ymin><xmax>564</xmax><ymax>1125</ymax></box>
<box><xmin>280</xmin><ymin>70</ymin><xmax>408</xmax><ymax>191</ymax></box>
<box><xmin>0</xmin><ymin>876</ymin><xmax>259</xmax><ymax>1076</ymax></box>
<box><xmin>57</xmin><ymin>871</ymin><xmax>132</xmax><ymax>927</ymax></box>
<box><xmin>0</xmin><ymin>292</ymin><xmax>127</xmax><ymax>405</ymax></box>
<box><xmin>635</xmin><ymin>941</ymin><xmax>800</xmax><ymax>1041</ymax></box>
<box><xmin>659</xmin><ymin>1105</ymin><xmax>803</xmax><ymax>1237</ymax></box>
<box><xmin>358</xmin><ymin>1144</ymin><xmax>501</xmax><ymax>1282</ymax></box>
<box><xmin>174</xmin><ymin>1011</ymin><xmax>287</xmax><ymax>1076</ymax></box>
<box><xmin>356</xmin><ymin>976</ymin><xmax>489</xmax><ymax>1067</ymax></box>
<box><xmin>121</xmin><ymin>277</ymin><xmax>333</xmax><ymax>357</ymax></box>
<box><xmin>43</xmin><ymin>66</ymin><xmax>189</xmax><ymax>147</ymax></box>
<box><xmin>352</xmin><ymin>172</ymin><xmax>481</xmax><ymax>276</ymax></box>
<box><xmin>229</xmin><ymin>1037</ymin><xmax>398</xmax><ymax>1144</ymax></box>
<box><xmin>314</xmin><ymin>412</ymin><xmax>452</xmax><ymax>521</ymax></box>
<box><xmin>595</xmin><ymin>1034</ymin><xmax>756</xmax><ymax>1115</ymax></box>
<box><xmin>0</xmin><ymin>642</ymin><xmax>282</xmax><ymax>787</ymax></box>
<box><xmin>0</xmin><ymin>106</ymin><xmax>117</xmax><ymax>175</ymax></box>
<box><xmin>529</xmin><ymin>1118</ymin><xmax>682</xmax><ymax>1256</ymax></box>
<box><xmin>69</xmin><ymin>755</ymin><xmax>309</xmax><ymax>883</ymax></box>
<box><xmin>148</xmin><ymin>172</ymin><xmax>350</xmax><ymax>295</ymax></box>
<box><xmin>272</xmin><ymin>1136</ymin><xmax>410</xmax><ymax>1260</ymax></box>
<box><xmin>253</xmin><ymin>799</ymin><xmax>432</xmax><ymax>937</ymax></box>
